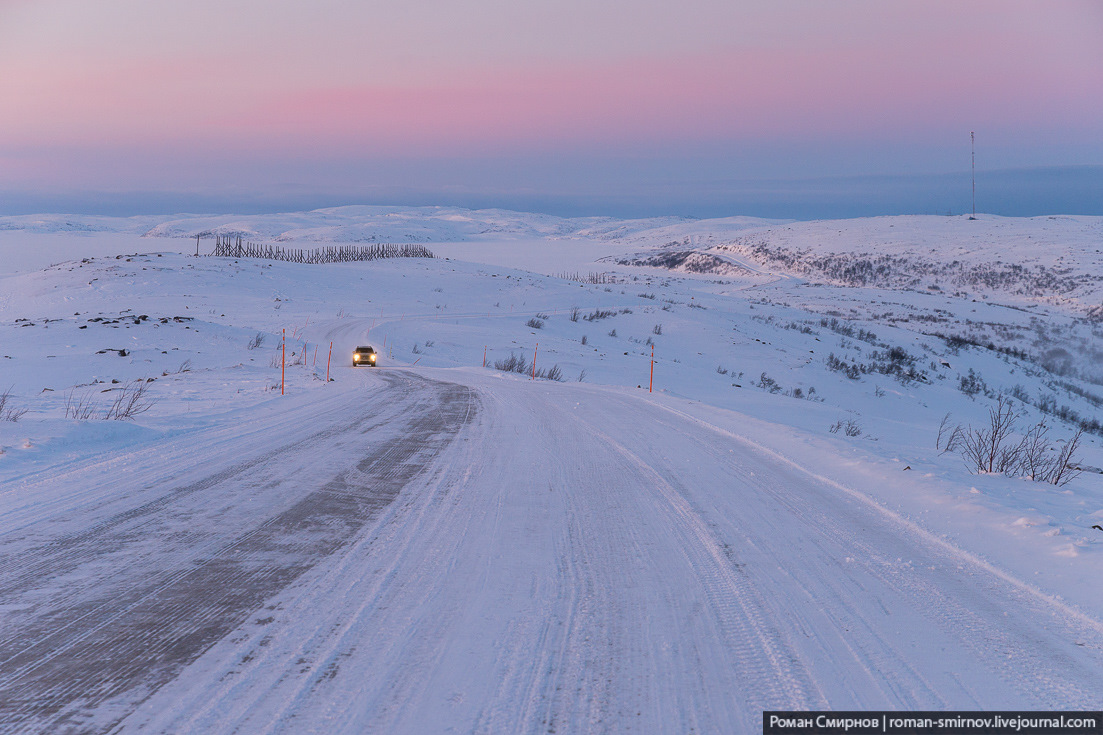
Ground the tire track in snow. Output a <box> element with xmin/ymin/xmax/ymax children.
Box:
<box><xmin>0</xmin><ymin>384</ymin><xmax>394</xmax><ymax>542</ymax></box>
<box><xmin>0</xmin><ymin>372</ymin><xmax>477</xmax><ymax>734</ymax></box>
<box><xmin>0</xmin><ymin>387</ymin><xmax>413</xmax><ymax>673</ymax></box>
<box><xmin>567</xmin><ymin>411</ymin><xmax>824</xmax><ymax>715</ymax></box>
<box><xmin>590</xmin><ymin>395</ymin><xmax>1103</xmax><ymax>708</ymax></box>
<box><xmin>462</xmin><ymin>383</ymin><xmax>818</xmax><ymax>733</ymax></box>
<box><xmin>254</xmin><ymin>384</ymin><xmax>483</xmax><ymax>735</ymax></box>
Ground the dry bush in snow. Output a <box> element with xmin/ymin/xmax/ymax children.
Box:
<box><xmin>955</xmin><ymin>395</ymin><xmax>1083</xmax><ymax>485</ymax></box>
<box><xmin>103</xmin><ymin>380</ymin><xmax>155</xmax><ymax>420</ymax></box>
<box><xmin>0</xmin><ymin>388</ymin><xmax>28</xmax><ymax>422</ymax></box>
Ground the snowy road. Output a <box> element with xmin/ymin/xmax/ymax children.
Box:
<box><xmin>0</xmin><ymin>371</ymin><xmax>477</xmax><ymax>733</ymax></box>
<box><xmin>2</xmin><ymin>369</ymin><xmax>1102</xmax><ymax>733</ymax></box>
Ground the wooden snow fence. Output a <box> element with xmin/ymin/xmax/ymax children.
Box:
<box><xmin>210</xmin><ymin>235</ymin><xmax>434</xmax><ymax>263</ymax></box>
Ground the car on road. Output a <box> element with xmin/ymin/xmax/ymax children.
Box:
<box><xmin>353</xmin><ymin>345</ymin><xmax>378</xmax><ymax>367</ymax></box>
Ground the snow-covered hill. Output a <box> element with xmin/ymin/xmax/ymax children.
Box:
<box><xmin>0</xmin><ymin>206</ymin><xmax>781</xmax><ymax>246</ymax></box>
<box><xmin>714</xmin><ymin>214</ymin><xmax>1103</xmax><ymax>312</ymax></box>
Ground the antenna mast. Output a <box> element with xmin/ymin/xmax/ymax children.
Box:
<box><xmin>970</xmin><ymin>131</ymin><xmax>976</xmax><ymax>220</ymax></box>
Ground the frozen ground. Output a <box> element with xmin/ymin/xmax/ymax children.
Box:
<box><xmin>0</xmin><ymin>207</ymin><xmax>1101</xmax><ymax>732</ymax></box>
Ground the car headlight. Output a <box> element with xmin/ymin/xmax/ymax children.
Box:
<box><xmin>369</xmin><ymin>355</ymin><xmax>376</xmax><ymax>361</ymax></box>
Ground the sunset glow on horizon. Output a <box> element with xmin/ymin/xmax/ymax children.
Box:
<box><xmin>2</xmin><ymin>0</ymin><xmax>1101</xmax><ymax>217</ymax></box>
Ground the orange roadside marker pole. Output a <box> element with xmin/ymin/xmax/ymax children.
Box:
<box><xmin>531</xmin><ymin>342</ymin><xmax>538</xmax><ymax>380</ymax></box>
<box><xmin>281</xmin><ymin>329</ymin><xmax>286</xmax><ymax>395</ymax></box>
<box><xmin>649</xmin><ymin>344</ymin><xmax>654</xmax><ymax>393</ymax></box>
<box><xmin>326</xmin><ymin>342</ymin><xmax>332</xmax><ymax>382</ymax></box>
<box><xmin>313</xmin><ymin>344</ymin><xmax>318</xmax><ymax>366</ymax></box>
<box><xmin>482</xmin><ymin>345</ymin><xmax>487</xmax><ymax>368</ymax></box>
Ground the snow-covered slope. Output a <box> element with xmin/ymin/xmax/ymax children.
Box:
<box><xmin>0</xmin><ymin>213</ymin><xmax>167</xmax><ymax>235</ymax></box>
<box><xmin>712</xmin><ymin>214</ymin><xmax>1103</xmax><ymax>314</ymax></box>
<box><xmin>0</xmin><ymin>206</ymin><xmax>783</xmax><ymax>246</ymax></box>
<box><xmin>1</xmin><ymin>208</ymin><xmax>1101</xmax><ymax>729</ymax></box>
<box><xmin>136</xmin><ymin>206</ymin><xmax>784</xmax><ymax>245</ymax></box>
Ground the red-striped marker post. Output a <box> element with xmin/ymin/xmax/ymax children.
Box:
<box><xmin>532</xmin><ymin>343</ymin><xmax>538</xmax><ymax>380</ymax></box>
<box><xmin>281</xmin><ymin>329</ymin><xmax>286</xmax><ymax>395</ymax></box>
<box><xmin>649</xmin><ymin>344</ymin><xmax>654</xmax><ymax>393</ymax></box>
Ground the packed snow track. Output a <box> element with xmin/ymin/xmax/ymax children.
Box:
<box><xmin>1</xmin><ymin>369</ymin><xmax>1101</xmax><ymax>734</ymax></box>
<box><xmin>0</xmin><ymin>371</ymin><xmax>475</xmax><ymax>733</ymax></box>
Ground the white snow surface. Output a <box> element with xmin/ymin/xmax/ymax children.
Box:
<box><xmin>1</xmin><ymin>207</ymin><xmax>1102</xmax><ymax>732</ymax></box>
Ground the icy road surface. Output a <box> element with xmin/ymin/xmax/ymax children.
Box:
<box><xmin>1</xmin><ymin>369</ymin><xmax>1102</xmax><ymax>733</ymax></box>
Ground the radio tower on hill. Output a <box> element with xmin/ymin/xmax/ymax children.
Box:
<box><xmin>970</xmin><ymin>131</ymin><xmax>977</xmax><ymax>220</ymax></box>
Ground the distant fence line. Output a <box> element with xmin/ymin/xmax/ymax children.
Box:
<box><xmin>209</xmin><ymin>235</ymin><xmax>434</xmax><ymax>263</ymax></box>
<box><xmin>557</xmin><ymin>271</ymin><xmax>616</xmax><ymax>285</ymax></box>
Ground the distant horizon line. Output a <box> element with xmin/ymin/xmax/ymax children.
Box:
<box><xmin>2</xmin><ymin>164</ymin><xmax>1100</xmax><ymax>221</ymax></box>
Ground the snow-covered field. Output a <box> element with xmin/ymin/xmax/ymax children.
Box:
<box><xmin>1</xmin><ymin>207</ymin><xmax>1101</xmax><ymax>732</ymax></box>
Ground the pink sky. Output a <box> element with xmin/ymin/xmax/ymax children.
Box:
<box><xmin>1</xmin><ymin>0</ymin><xmax>1101</xmax><ymax>215</ymax></box>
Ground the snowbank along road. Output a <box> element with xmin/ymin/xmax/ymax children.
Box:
<box><xmin>2</xmin><ymin>367</ymin><xmax>1103</xmax><ymax>733</ymax></box>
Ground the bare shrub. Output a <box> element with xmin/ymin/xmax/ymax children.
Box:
<box><xmin>492</xmin><ymin>352</ymin><xmax>562</xmax><ymax>381</ymax></box>
<box><xmin>103</xmin><ymin>379</ymin><xmax>155</xmax><ymax>420</ymax></box>
<box><xmin>953</xmin><ymin>395</ymin><xmax>1084</xmax><ymax>485</ymax></box>
<box><xmin>177</xmin><ymin>359</ymin><xmax>192</xmax><ymax>373</ymax></box>
<box><xmin>652</xmin><ymin>323</ymin><xmax>663</xmax><ymax>335</ymax></box>
<box><xmin>65</xmin><ymin>388</ymin><xmax>98</xmax><ymax>420</ymax></box>
<box><xmin>247</xmin><ymin>332</ymin><xmax>265</xmax><ymax>350</ymax></box>
<box><xmin>526</xmin><ymin>317</ymin><xmax>544</xmax><ymax>329</ymax></box>
<box><xmin>494</xmin><ymin>353</ymin><xmax>528</xmax><ymax>374</ymax></box>
<box><xmin>0</xmin><ymin>388</ymin><xmax>28</xmax><ymax>422</ymax></box>
<box><xmin>830</xmin><ymin>419</ymin><xmax>862</xmax><ymax>437</ymax></box>
<box><xmin>4</xmin><ymin>405</ymin><xmax>28</xmax><ymax>422</ymax></box>
<box><xmin>569</xmin><ymin>306</ymin><xmax>580</xmax><ymax>322</ymax></box>
<box><xmin>1048</xmin><ymin>429</ymin><xmax>1084</xmax><ymax>486</ymax></box>
<box><xmin>538</xmin><ymin>364</ymin><xmax>564</xmax><ymax>381</ymax></box>
<box><xmin>1018</xmin><ymin>420</ymin><xmax>1055</xmax><ymax>481</ymax></box>
<box><xmin>756</xmin><ymin>372</ymin><xmax>781</xmax><ymax>393</ymax></box>
<box><xmin>825</xmin><ymin>353</ymin><xmax>862</xmax><ymax>380</ymax></box>
<box><xmin>936</xmin><ymin>412</ymin><xmax>964</xmax><ymax>453</ymax></box>
<box><xmin>959</xmin><ymin>368</ymin><xmax>987</xmax><ymax>398</ymax></box>
<box><xmin>581</xmin><ymin>335</ymin><xmax>588</xmax><ymax>345</ymax></box>
<box><xmin>960</xmin><ymin>394</ymin><xmax>1019</xmax><ymax>473</ymax></box>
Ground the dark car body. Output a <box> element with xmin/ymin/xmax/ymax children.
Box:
<box><xmin>353</xmin><ymin>346</ymin><xmax>378</xmax><ymax>367</ymax></box>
